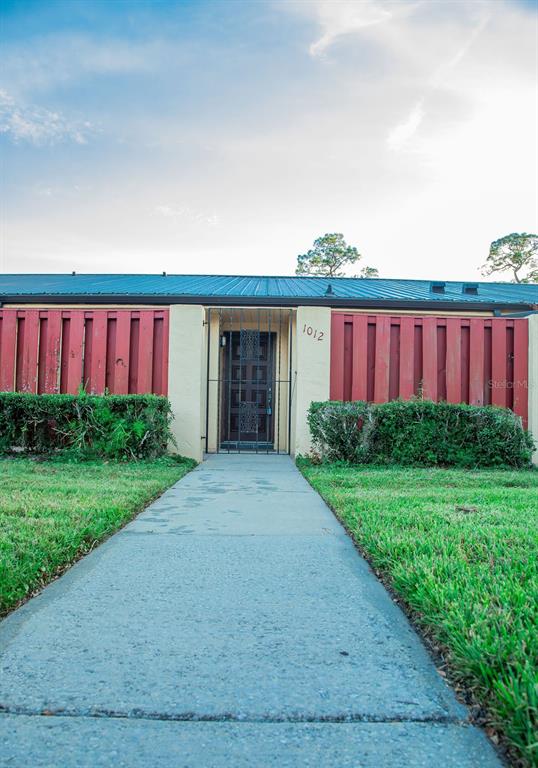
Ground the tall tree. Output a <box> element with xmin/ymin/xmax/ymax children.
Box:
<box><xmin>481</xmin><ymin>233</ymin><xmax>538</xmax><ymax>284</ymax></box>
<box><xmin>295</xmin><ymin>233</ymin><xmax>378</xmax><ymax>278</ymax></box>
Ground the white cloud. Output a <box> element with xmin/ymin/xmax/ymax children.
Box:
<box><xmin>437</xmin><ymin>13</ymin><xmax>490</xmax><ymax>80</ymax></box>
<box><xmin>384</xmin><ymin>6</ymin><xmax>497</xmax><ymax>155</ymax></box>
<box><xmin>155</xmin><ymin>204</ymin><xmax>219</xmax><ymax>227</ymax></box>
<box><xmin>33</xmin><ymin>183</ymin><xmax>54</xmax><ymax>197</ymax></box>
<box><xmin>0</xmin><ymin>90</ymin><xmax>95</xmax><ymax>145</ymax></box>
<box><xmin>0</xmin><ymin>37</ymin><xmax>169</xmax><ymax>96</ymax></box>
<box><xmin>299</xmin><ymin>0</ymin><xmax>430</xmax><ymax>57</ymax></box>
<box><xmin>387</xmin><ymin>100</ymin><xmax>425</xmax><ymax>151</ymax></box>
<box><xmin>309</xmin><ymin>0</ymin><xmax>394</xmax><ymax>56</ymax></box>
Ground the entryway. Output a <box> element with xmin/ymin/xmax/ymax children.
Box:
<box><xmin>204</xmin><ymin>308</ymin><xmax>294</xmax><ymax>454</ymax></box>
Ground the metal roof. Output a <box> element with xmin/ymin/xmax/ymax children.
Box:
<box><xmin>1</xmin><ymin>273</ymin><xmax>537</xmax><ymax>310</ymax></box>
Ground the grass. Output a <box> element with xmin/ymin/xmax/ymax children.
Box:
<box><xmin>297</xmin><ymin>460</ymin><xmax>538</xmax><ymax>768</ymax></box>
<box><xmin>0</xmin><ymin>456</ymin><xmax>195</xmax><ymax>617</ymax></box>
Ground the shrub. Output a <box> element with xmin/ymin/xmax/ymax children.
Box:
<box><xmin>308</xmin><ymin>401</ymin><xmax>374</xmax><ymax>463</ymax></box>
<box><xmin>0</xmin><ymin>392</ymin><xmax>175</xmax><ymax>460</ymax></box>
<box><xmin>372</xmin><ymin>400</ymin><xmax>534</xmax><ymax>467</ymax></box>
<box><xmin>308</xmin><ymin>399</ymin><xmax>535</xmax><ymax>468</ymax></box>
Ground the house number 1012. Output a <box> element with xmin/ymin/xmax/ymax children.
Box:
<box><xmin>303</xmin><ymin>324</ymin><xmax>324</xmax><ymax>341</ymax></box>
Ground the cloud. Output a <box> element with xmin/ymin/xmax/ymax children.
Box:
<box><xmin>386</xmin><ymin>12</ymin><xmax>489</xmax><ymax>153</ymax></box>
<box><xmin>0</xmin><ymin>90</ymin><xmax>95</xmax><ymax>145</ymax></box>
<box><xmin>304</xmin><ymin>0</ymin><xmax>427</xmax><ymax>57</ymax></box>
<box><xmin>294</xmin><ymin>0</ymin><xmax>493</xmax><ymax>157</ymax></box>
<box><xmin>33</xmin><ymin>183</ymin><xmax>54</xmax><ymax>197</ymax></box>
<box><xmin>155</xmin><ymin>204</ymin><xmax>219</xmax><ymax>227</ymax></box>
<box><xmin>387</xmin><ymin>100</ymin><xmax>425</xmax><ymax>151</ymax></box>
<box><xmin>1</xmin><ymin>36</ymin><xmax>172</xmax><ymax>96</ymax></box>
<box><xmin>309</xmin><ymin>0</ymin><xmax>393</xmax><ymax>56</ymax></box>
<box><xmin>429</xmin><ymin>12</ymin><xmax>491</xmax><ymax>90</ymax></box>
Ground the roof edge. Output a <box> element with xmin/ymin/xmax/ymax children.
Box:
<box><xmin>1</xmin><ymin>272</ymin><xmax>534</xmax><ymax>289</ymax></box>
<box><xmin>1</xmin><ymin>294</ymin><xmax>534</xmax><ymax>312</ymax></box>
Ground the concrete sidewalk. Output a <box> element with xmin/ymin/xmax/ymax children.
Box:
<box><xmin>0</xmin><ymin>454</ymin><xmax>501</xmax><ymax>767</ymax></box>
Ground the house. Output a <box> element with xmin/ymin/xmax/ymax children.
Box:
<box><xmin>0</xmin><ymin>273</ymin><xmax>537</xmax><ymax>462</ymax></box>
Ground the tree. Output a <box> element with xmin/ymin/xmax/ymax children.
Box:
<box><xmin>295</xmin><ymin>233</ymin><xmax>378</xmax><ymax>278</ymax></box>
<box><xmin>481</xmin><ymin>232</ymin><xmax>538</xmax><ymax>284</ymax></box>
<box><xmin>358</xmin><ymin>265</ymin><xmax>380</xmax><ymax>278</ymax></box>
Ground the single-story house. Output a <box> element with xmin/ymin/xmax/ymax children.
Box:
<box><xmin>0</xmin><ymin>273</ymin><xmax>537</xmax><ymax>462</ymax></box>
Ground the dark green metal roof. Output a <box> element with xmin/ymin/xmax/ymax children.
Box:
<box><xmin>1</xmin><ymin>273</ymin><xmax>537</xmax><ymax>310</ymax></box>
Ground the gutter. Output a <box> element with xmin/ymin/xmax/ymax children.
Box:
<box><xmin>494</xmin><ymin>309</ymin><xmax>538</xmax><ymax>318</ymax></box>
<box><xmin>0</xmin><ymin>294</ymin><xmax>534</xmax><ymax>313</ymax></box>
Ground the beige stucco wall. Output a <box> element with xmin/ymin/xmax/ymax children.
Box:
<box><xmin>167</xmin><ymin>304</ymin><xmax>205</xmax><ymax>462</ymax></box>
<box><xmin>293</xmin><ymin>306</ymin><xmax>331</xmax><ymax>456</ymax></box>
<box><xmin>528</xmin><ymin>314</ymin><xmax>538</xmax><ymax>466</ymax></box>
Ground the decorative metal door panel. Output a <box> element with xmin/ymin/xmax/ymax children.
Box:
<box><xmin>221</xmin><ymin>330</ymin><xmax>275</xmax><ymax>446</ymax></box>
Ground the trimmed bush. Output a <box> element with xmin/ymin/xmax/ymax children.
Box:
<box><xmin>0</xmin><ymin>392</ymin><xmax>174</xmax><ymax>460</ymax></box>
<box><xmin>308</xmin><ymin>399</ymin><xmax>535</xmax><ymax>468</ymax></box>
<box><xmin>308</xmin><ymin>400</ymin><xmax>374</xmax><ymax>463</ymax></box>
<box><xmin>372</xmin><ymin>399</ymin><xmax>534</xmax><ymax>467</ymax></box>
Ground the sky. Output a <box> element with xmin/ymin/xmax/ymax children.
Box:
<box><xmin>0</xmin><ymin>0</ymin><xmax>537</xmax><ymax>281</ymax></box>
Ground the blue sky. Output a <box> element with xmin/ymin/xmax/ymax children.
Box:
<box><xmin>1</xmin><ymin>0</ymin><xmax>537</xmax><ymax>280</ymax></box>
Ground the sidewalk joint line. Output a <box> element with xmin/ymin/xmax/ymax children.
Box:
<box><xmin>0</xmin><ymin>706</ymin><xmax>469</xmax><ymax>727</ymax></box>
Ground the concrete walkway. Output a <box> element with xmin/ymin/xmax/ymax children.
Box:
<box><xmin>0</xmin><ymin>454</ymin><xmax>501</xmax><ymax>767</ymax></box>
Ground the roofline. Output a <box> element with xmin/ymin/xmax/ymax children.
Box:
<box><xmin>1</xmin><ymin>272</ymin><xmax>533</xmax><ymax>289</ymax></box>
<box><xmin>1</xmin><ymin>294</ymin><xmax>534</xmax><ymax>312</ymax></box>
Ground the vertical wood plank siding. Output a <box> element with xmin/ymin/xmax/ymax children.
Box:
<box><xmin>0</xmin><ymin>309</ymin><xmax>169</xmax><ymax>396</ymax></box>
<box><xmin>330</xmin><ymin>313</ymin><xmax>529</xmax><ymax>426</ymax></box>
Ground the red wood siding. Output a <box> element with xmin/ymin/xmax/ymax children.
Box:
<box><xmin>330</xmin><ymin>313</ymin><xmax>529</xmax><ymax>426</ymax></box>
<box><xmin>0</xmin><ymin>309</ymin><xmax>169</xmax><ymax>396</ymax></box>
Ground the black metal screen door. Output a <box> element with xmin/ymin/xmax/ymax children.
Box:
<box><xmin>221</xmin><ymin>330</ymin><xmax>275</xmax><ymax>447</ymax></box>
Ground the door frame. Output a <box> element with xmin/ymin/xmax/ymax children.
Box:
<box><xmin>204</xmin><ymin>307</ymin><xmax>294</xmax><ymax>454</ymax></box>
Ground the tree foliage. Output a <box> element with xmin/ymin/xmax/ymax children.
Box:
<box><xmin>481</xmin><ymin>232</ymin><xmax>538</xmax><ymax>284</ymax></box>
<box><xmin>295</xmin><ymin>233</ymin><xmax>378</xmax><ymax>278</ymax></box>
<box><xmin>358</xmin><ymin>265</ymin><xmax>380</xmax><ymax>278</ymax></box>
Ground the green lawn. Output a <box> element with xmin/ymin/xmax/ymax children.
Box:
<box><xmin>0</xmin><ymin>457</ymin><xmax>194</xmax><ymax>616</ymax></box>
<box><xmin>298</xmin><ymin>460</ymin><xmax>538</xmax><ymax>767</ymax></box>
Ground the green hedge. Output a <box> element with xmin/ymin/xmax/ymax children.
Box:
<box><xmin>0</xmin><ymin>392</ymin><xmax>175</xmax><ymax>460</ymax></box>
<box><xmin>308</xmin><ymin>400</ymin><xmax>535</xmax><ymax>468</ymax></box>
